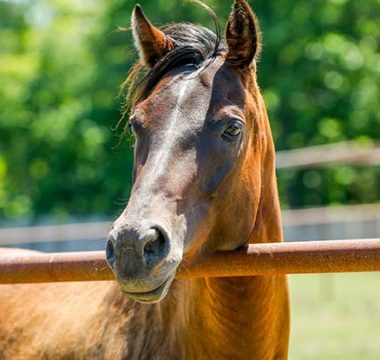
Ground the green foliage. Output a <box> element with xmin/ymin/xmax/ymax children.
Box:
<box><xmin>0</xmin><ymin>0</ymin><xmax>379</xmax><ymax>222</ymax></box>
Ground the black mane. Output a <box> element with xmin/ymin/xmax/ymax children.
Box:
<box><xmin>123</xmin><ymin>22</ymin><xmax>226</xmax><ymax>111</ymax></box>
<box><xmin>144</xmin><ymin>23</ymin><xmax>225</xmax><ymax>97</ymax></box>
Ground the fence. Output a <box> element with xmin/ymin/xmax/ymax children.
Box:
<box><xmin>1</xmin><ymin>238</ymin><xmax>380</xmax><ymax>284</ymax></box>
<box><xmin>283</xmin><ymin>204</ymin><xmax>380</xmax><ymax>241</ymax></box>
<box><xmin>276</xmin><ymin>141</ymin><xmax>380</xmax><ymax>169</ymax></box>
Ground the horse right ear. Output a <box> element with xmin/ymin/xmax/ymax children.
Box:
<box><xmin>225</xmin><ymin>0</ymin><xmax>261</xmax><ymax>67</ymax></box>
<box><xmin>131</xmin><ymin>4</ymin><xmax>175</xmax><ymax>68</ymax></box>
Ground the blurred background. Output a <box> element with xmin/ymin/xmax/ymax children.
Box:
<box><xmin>0</xmin><ymin>0</ymin><xmax>379</xmax><ymax>358</ymax></box>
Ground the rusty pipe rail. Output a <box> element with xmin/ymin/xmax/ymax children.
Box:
<box><xmin>1</xmin><ymin>239</ymin><xmax>380</xmax><ymax>284</ymax></box>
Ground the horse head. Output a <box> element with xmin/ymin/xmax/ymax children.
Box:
<box><xmin>106</xmin><ymin>0</ymin><xmax>276</xmax><ymax>303</ymax></box>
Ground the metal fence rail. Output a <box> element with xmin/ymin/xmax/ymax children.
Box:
<box><xmin>1</xmin><ymin>238</ymin><xmax>380</xmax><ymax>284</ymax></box>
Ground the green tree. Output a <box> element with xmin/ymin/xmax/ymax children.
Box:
<box><xmin>0</xmin><ymin>0</ymin><xmax>379</xmax><ymax>223</ymax></box>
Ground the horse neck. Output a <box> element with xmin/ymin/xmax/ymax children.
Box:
<box><xmin>249</xmin><ymin>93</ymin><xmax>283</xmax><ymax>245</ymax></box>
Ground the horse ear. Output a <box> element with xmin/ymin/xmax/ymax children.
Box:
<box><xmin>225</xmin><ymin>0</ymin><xmax>261</xmax><ymax>67</ymax></box>
<box><xmin>131</xmin><ymin>4</ymin><xmax>175</xmax><ymax>68</ymax></box>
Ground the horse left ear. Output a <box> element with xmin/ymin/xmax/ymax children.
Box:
<box><xmin>225</xmin><ymin>0</ymin><xmax>261</xmax><ymax>67</ymax></box>
<box><xmin>131</xmin><ymin>4</ymin><xmax>175</xmax><ymax>68</ymax></box>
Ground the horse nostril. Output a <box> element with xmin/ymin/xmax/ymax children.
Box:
<box><xmin>106</xmin><ymin>238</ymin><xmax>116</xmax><ymax>267</ymax></box>
<box><xmin>143</xmin><ymin>228</ymin><xmax>169</xmax><ymax>267</ymax></box>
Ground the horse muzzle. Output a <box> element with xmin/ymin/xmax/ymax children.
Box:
<box><xmin>106</xmin><ymin>223</ymin><xmax>182</xmax><ymax>303</ymax></box>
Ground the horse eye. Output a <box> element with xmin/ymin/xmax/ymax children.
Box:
<box><xmin>127</xmin><ymin>122</ymin><xmax>134</xmax><ymax>134</ymax></box>
<box><xmin>221</xmin><ymin>121</ymin><xmax>244</xmax><ymax>142</ymax></box>
<box><xmin>128</xmin><ymin>121</ymin><xmax>140</xmax><ymax>136</ymax></box>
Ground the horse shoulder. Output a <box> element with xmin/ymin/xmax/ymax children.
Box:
<box><xmin>0</xmin><ymin>281</ymin><xmax>131</xmax><ymax>359</ymax></box>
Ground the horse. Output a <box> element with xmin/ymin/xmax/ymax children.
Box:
<box><xmin>0</xmin><ymin>1</ymin><xmax>290</xmax><ymax>358</ymax></box>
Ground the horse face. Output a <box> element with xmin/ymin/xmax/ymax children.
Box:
<box><xmin>107</xmin><ymin>1</ymin><xmax>261</xmax><ymax>303</ymax></box>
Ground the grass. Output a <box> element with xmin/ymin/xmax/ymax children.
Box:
<box><xmin>289</xmin><ymin>272</ymin><xmax>380</xmax><ymax>360</ymax></box>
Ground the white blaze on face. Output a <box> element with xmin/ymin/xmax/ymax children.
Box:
<box><xmin>143</xmin><ymin>72</ymin><xmax>212</xmax><ymax>191</ymax></box>
<box><xmin>152</xmin><ymin>82</ymin><xmax>190</xmax><ymax>180</ymax></box>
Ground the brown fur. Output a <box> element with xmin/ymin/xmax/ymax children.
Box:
<box><xmin>0</xmin><ymin>2</ymin><xmax>290</xmax><ymax>358</ymax></box>
<box><xmin>131</xmin><ymin>5</ymin><xmax>175</xmax><ymax>68</ymax></box>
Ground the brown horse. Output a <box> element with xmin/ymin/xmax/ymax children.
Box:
<box><xmin>0</xmin><ymin>1</ymin><xmax>290</xmax><ymax>358</ymax></box>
